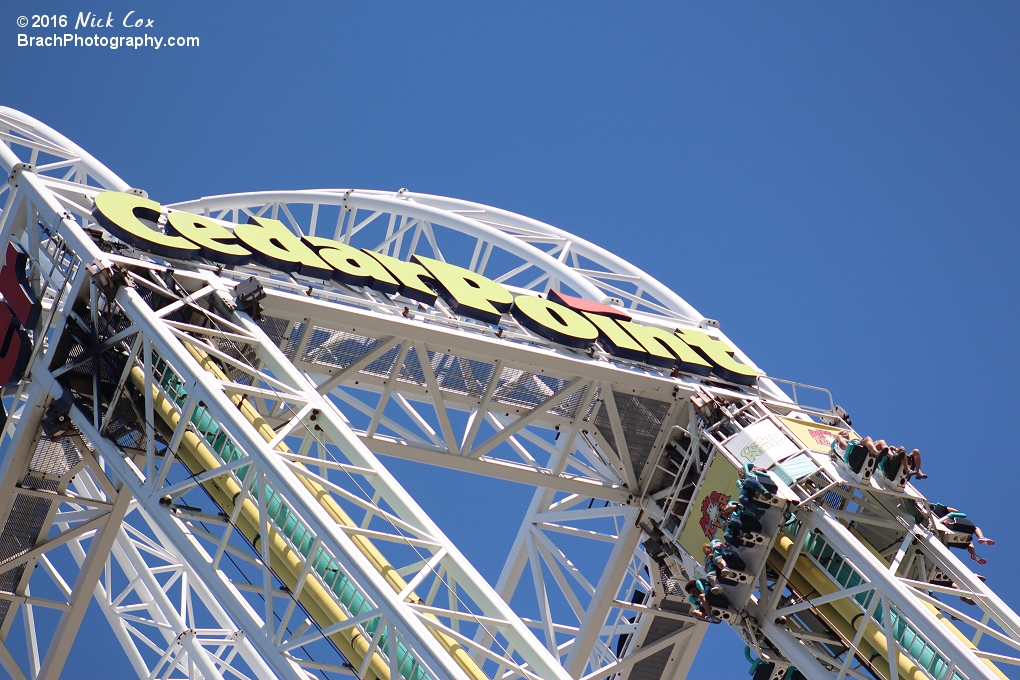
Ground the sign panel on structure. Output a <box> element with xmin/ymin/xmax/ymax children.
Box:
<box><xmin>678</xmin><ymin>453</ymin><xmax>741</xmax><ymax>559</ymax></box>
<box><xmin>779</xmin><ymin>417</ymin><xmax>859</xmax><ymax>455</ymax></box>
<box><xmin>723</xmin><ymin>419</ymin><xmax>801</xmax><ymax>468</ymax></box>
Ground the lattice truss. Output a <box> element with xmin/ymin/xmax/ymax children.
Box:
<box><xmin>160</xmin><ymin>193</ymin><xmax>727</xmax><ymax>679</ymax></box>
<box><xmin>0</xmin><ymin>108</ymin><xmax>718</xmax><ymax>680</ymax></box>
<box><xmin>162</xmin><ymin>168</ymin><xmax>1020</xmax><ymax>680</ymax></box>
<box><xmin>2</xmin><ymin>105</ymin><xmax>1017</xmax><ymax>680</ymax></box>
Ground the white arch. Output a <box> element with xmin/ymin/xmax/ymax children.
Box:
<box><xmin>170</xmin><ymin>189</ymin><xmax>704</xmax><ymax>323</ymax></box>
<box><xmin>399</xmin><ymin>191</ymin><xmax>703</xmax><ymax>321</ymax></box>
<box><xmin>0</xmin><ymin>107</ymin><xmax>704</xmax><ymax>324</ymax></box>
<box><xmin>0</xmin><ymin>106</ymin><xmax>130</xmax><ymax>192</ymax></box>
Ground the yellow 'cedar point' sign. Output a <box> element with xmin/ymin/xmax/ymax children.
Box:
<box><xmin>91</xmin><ymin>191</ymin><xmax>760</xmax><ymax>385</ymax></box>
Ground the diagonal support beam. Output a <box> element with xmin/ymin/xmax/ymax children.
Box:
<box><xmin>579</xmin><ymin>625</ymin><xmax>692</xmax><ymax>680</ymax></box>
<box><xmin>364</xmin><ymin>435</ymin><xmax>629</xmax><ymax>502</ymax></box>
<box><xmin>37</xmin><ymin>484</ymin><xmax>132</xmax><ymax>680</ymax></box>
<box><xmin>563</xmin><ymin>506</ymin><xmax>642</xmax><ymax>677</ymax></box>
<box><xmin>413</xmin><ymin>342</ymin><xmax>460</xmax><ymax>455</ymax></box>
<box><xmin>468</xmin><ymin>378</ymin><xmax>589</xmax><ymax>459</ymax></box>
<box><xmin>0</xmin><ymin>513</ymin><xmax>110</xmax><ymax>578</ymax></box>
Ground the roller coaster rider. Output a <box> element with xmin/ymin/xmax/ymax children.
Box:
<box><xmin>722</xmin><ymin>463</ymin><xmax>777</xmax><ymax>548</ymax></box>
<box><xmin>738</xmin><ymin>462</ymin><xmax>776</xmax><ymax>500</ymax></box>
<box><xmin>684</xmin><ymin>578</ymin><xmax>726</xmax><ymax>623</ymax></box>
<box><xmin>703</xmin><ymin>540</ymin><xmax>747</xmax><ymax>586</ymax></box>
<box><xmin>931</xmin><ymin>502</ymin><xmax>994</xmax><ymax>565</ymax></box>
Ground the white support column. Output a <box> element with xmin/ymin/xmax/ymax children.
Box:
<box><xmin>37</xmin><ymin>482</ymin><xmax>132</xmax><ymax>680</ymax></box>
<box><xmin>99</xmin><ymin>288</ymin><xmax>468</xmax><ymax>680</ymax></box>
<box><xmin>663</xmin><ymin>622</ymin><xmax>707</xmax><ymax>680</ymax></box>
<box><xmin>564</xmin><ymin>510</ymin><xmax>642</xmax><ymax>677</ymax></box>
<box><xmin>762</xmin><ymin>619</ymin><xmax>850</xmax><ymax>680</ymax></box>
<box><xmin>62</xmin><ymin>402</ymin><xmax>340</xmax><ymax>680</ymax></box>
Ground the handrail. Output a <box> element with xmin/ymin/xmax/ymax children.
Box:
<box><xmin>756</xmin><ymin>375</ymin><xmax>835</xmax><ymax>413</ymax></box>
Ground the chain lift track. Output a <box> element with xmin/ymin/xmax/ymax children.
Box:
<box><xmin>0</xmin><ymin>107</ymin><xmax>1016</xmax><ymax>680</ymax></box>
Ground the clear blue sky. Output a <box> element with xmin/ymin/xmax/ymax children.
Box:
<box><xmin>4</xmin><ymin>2</ymin><xmax>1020</xmax><ymax>678</ymax></box>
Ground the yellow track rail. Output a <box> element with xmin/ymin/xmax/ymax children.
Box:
<box><xmin>769</xmin><ymin>529</ymin><xmax>1006</xmax><ymax>680</ymax></box>
<box><xmin>131</xmin><ymin>341</ymin><xmax>489</xmax><ymax>680</ymax></box>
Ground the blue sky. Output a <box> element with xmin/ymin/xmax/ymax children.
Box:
<box><xmin>4</xmin><ymin>2</ymin><xmax>1020</xmax><ymax>678</ymax></box>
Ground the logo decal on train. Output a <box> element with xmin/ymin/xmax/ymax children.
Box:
<box><xmin>807</xmin><ymin>428</ymin><xmax>836</xmax><ymax>447</ymax></box>
<box><xmin>699</xmin><ymin>490</ymin><xmax>731</xmax><ymax>539</ymax></box>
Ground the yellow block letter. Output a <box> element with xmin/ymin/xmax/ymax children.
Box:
<box><xmin>363</xmin><ymin>251</ymin><xmax>438</xmax><ymax>305</ymax></box>
<box><xmin>582</xmin><ymin>312</ymin><xmax>647</xmax><ymax>362</ymax></box>
<box><xmin>676</xmin><ymin>329</ymin><xmax>758</xmax><ymax>385</ymax></box>
<box><xmin>617</xmin><ymin>321</ymin><xmax>711</xmax><ymax>375</ymax></box>
<box><xmin>413</xmin><ymin>255</ymin><xmax>513</xmax><ymax>324</ymax></box>
<box><xmin>304</xmin><ymin>237</ymin><xmax>400</xmax><ymax>294</ymax></box>
<box><xmin>233</xmin><ymin>217</ymin><xmax>332</xmax><ymax>279</ymax></box>
<box><xmin>92</xmin><ymin>192</ymin><xmax>199</xmax><ymax>259</ymax></box>
<box><xmin>166</xmin><ymin>211</ymin><xmax>252</xmax><ymax>265</ymax></box>
<box><xmin>511</xmin><ymin>295</ymin><xmax>598</xmax><ymax>349</ymax></box>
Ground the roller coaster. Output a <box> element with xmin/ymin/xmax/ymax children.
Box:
<box><xmin>0</xmin><ymin>106</ymin><xmax>1015</xmax><ymax>680</ymax></box>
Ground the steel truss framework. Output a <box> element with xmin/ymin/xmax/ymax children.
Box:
<box><xmin>0</xmin><ymin>105</ymin><xmax>1015</xmax><ymax>680</ymax></box>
